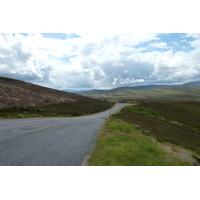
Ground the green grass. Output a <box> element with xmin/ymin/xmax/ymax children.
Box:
<box><xmin>122</xmin><ymin>105</ymin><xmax>163</xmax><ymax>119</ymax></box>
<box><xmin>82</xmin><ymin>87</ymin><xmax>200</xmax><ymax>103</ymax></box>
<box><xmin>170</xmin><ymin>121</ymin><xmax>184</xmax><ymax>126</ymax></box>
<box><xmin>111</xmin><ymin>101</ymin><xmax>200</xmax><ymax>156</ymax></box>
<box><xmin>88</xmin><ymin>118</ymin><xmax>188</xmax><ymax>166</ymax></box>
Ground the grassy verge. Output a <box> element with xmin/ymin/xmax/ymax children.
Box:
<box><xmin>0</xmin><ymin>97</ymin><xmax>115</xmax><ymax>118</ymax></box>
<box><xmin>87</xmin><ymin>118</ymin><xmax>191</xmax><ymax>166</ymax></box>
<box><xmin>115</xmin><ymin>102</ymin><xmax>200</xmax><ymax>155</ymax></box>
<box><xmin>88</xmin><ymin>101</ymin><xmax>200</xmax><ymax>166</ymax></box>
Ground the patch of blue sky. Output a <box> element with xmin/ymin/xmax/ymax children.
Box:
<box><xmin>157</xmin><ymin>33</ymin><xmax>195</xmax><ymax>52</ymax></box>
<box><xmin>16</xmin><ymin>33</ymin><xmax>81</xmax><ymax>40</ymax></box>
<box><xmin>60</xmin><ymin>55</ymin><xmax>78</xmax><ymax>62</ymax></box>
<box><xmin>133</xmin><ymin>33</ymin><xmax>195</xmax><ymax>53</ymax></box>
<box><xmin>132</xmin><ymin>41</ymin><xmax>151</xmax><ymax>49</ymax></box>
<box><xmin>42</xmin><ymin>33</ymin><xmax>81</xmax><ymax>40</ymax></box>
<box><xmin>133</xmin><ymin>41</ymin><xmax>169</xmax><ymax>53</ymax></box>
<box><xmin>65</xmin><ymin>33</ymin><xmax>81</xmax><ymax>39</ymax></box>
<box><xmin>157</xmin><ymin>33</ymin><xmax>185</xmax><ymax>44</ymax></box>
<box><xmin>41</xmin><ymin>33</ymin><xmax>67</xmax><ymax>40</ymax></box>
<box><xmin>16</xmin><ymin>33</ymin><xmax>29</xmax><ymax>37</ymax></box>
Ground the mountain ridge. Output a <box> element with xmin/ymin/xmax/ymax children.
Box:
<box><xmin>79</xmin><ymin>81</ymin><xmax>200</xmax><ymax>95</ymax></box>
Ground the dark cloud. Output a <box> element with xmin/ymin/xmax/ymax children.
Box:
<box><xmin>41</xmin><ymin>65</ymin><xmax>53</xmax><ymax>82</ymax></box>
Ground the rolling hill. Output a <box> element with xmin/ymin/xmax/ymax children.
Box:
<box><xmin>182</xmin><ymin>81</ymin><xmax>200</xmax><ymax>86</ymax></box>
<box><xmin>0</xmin><ymin>77</ymin><xmax>114</xmax><ymax>118</ymax></box>
<box><xmin>79</xmin><ymin>80</ymin><xmax>200</xmax><ymax>96</ymax></box>
<box><xmin>0</xmin><ymin>77</ymin><xmax>84</xmax><ymax>109</ymax></box>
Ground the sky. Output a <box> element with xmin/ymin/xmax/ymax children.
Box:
<box><xmin>1</xmin><ymin>33</ymin><xmax>200</xmax><ymax>91</ymax></box>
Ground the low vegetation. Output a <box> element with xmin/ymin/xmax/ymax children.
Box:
<box><xmin>114</xmin><ymin>102</ymin><xmax>200</xmax><ymax>155</ymax></box>
<box><xmin>0</xmin><ymin>97</ymin><xmax>115</xmax><ymax>118</ymax></box>
<box><xmin>81</xmin><ymin>87</ymin><xmax>200</xmax><ymax>103</ymax></box>
<box><xmin>0</xmin><ymin>77</ymin><xmax>115</xmax><ymax>118</ymax></box>
<box><xmin>122</xmin><ymin>105</ymin><xmax>163</xmax><ymax>119</ymax></box>
<box><xmin>87</xmin><ymin>118</ymin><xmax>193</xmax><ymax>166</ymax></box>
<box><xmin>0</xmin><ymin>76</ymin><xmax>84</xmax><ymax>109</ymax></box>
<box><xmin>88</xmin><ymin>101</ymin><xmax>200</xmax><ymax>166</ymax></box>
<box><xmin>2</xmin><ymin>77</ymin><xmax>200</xmax><ymax>165</ymax></box>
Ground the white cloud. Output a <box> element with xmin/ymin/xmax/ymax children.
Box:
<box><xmin>1</xmin><ymin>33</ymin><xmax>200</xmax><ymax>90</ymax></box>
<box><xmin>111</xmin><ymin>78</ymin><xmax>117</xmax><ymax>86</ymax></box>
<box><xmin>113</xmin><ymin>62</ymin><xmax>124</xmax><ymax>67</ymax></box>
<box><xmin>189</xmin><ymin>39</ymin><xmax>200</xmax><ymax>49</ymax></box>
<box><xmin>87</xmin><ymin>65</ymin><xmax>106</xmax><ymax>81</ymax></box>
<box><xmin>184</xmin><ymin>33</ymin><xmax>200</xmax><ymax>39</ymax></box>
<box><xmin>149</xmin><ymin>42</ymin><xmax>169</xmax><ymax>49</ymax></box>
<box><xmin>181</xmin><ymin>39</ymin><xmax>187</xmax><ymax>43</ymax></box>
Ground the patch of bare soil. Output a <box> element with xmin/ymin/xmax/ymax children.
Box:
<box><xmin>158</xmin><ymin>143</ymin><xmax>199</xmax><ymax>166</ymax></box>
<box><xmin>81</xmin><ymin>155</ymin><xmax>91</xmax><ymax>166</ymax></box>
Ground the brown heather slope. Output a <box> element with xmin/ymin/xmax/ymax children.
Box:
<box><xmin>0</xmin><ymin>77</ymin><xmax>84</xmax><ymax>109</ymax></box>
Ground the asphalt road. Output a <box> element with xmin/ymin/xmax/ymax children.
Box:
<box><xmin>0</xmin><ymin>103</ymin><xmax>128</xmax><ymax>166</ymax></box>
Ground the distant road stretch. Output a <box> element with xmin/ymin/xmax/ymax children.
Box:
<box><xmin>0</xmin><ymin>103</ymin><xmax>128</xmax><ymax>166</ymax></box>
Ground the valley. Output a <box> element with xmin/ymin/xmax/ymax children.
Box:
<box><xmin>80</xmin><ymin>86</ymin><xmax>200</xmax><ymax>103</ymax></box>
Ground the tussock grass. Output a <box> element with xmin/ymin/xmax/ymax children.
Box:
<box><xmin>122</xmin><ymin>105</ymin><xmax>163</xmax><ymax>119</ymax></box>
<box><xmin>88</xmin><ymin>118</ymin><xmax>188</xmax><ymax>166</ymax></box>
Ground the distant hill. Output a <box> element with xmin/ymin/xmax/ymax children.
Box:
<box><xmin>79</xmin><ymin>80</ymin><xmax>200</xmax><ymax>96</ymax></box>
<box><xmin>62</xmin><ymin>89</ymin><xmax>92</xmax><ymax>93</ymax></box>
<box><xmin>0</xmin><ymin>77</ymin><xmax>84</xmax><ymax>109</ymax></box>
<box><xmin>2</xmin><ymin>76</ymin><xmax>199</xmax><ymax>109</ymax></box>
<box><xmin>109</xmin><ymin>85</ymin><xmax>174</xmax><ymax>92</ymax></box>
<box><xmin>79</xmin><ymin>84</ymin><xmax>174</xmax><ymax>95</ymax></box>
<box><xmin>182</xmin><ymin>81</ymin><xmax>200</xmax><ymax>86</ymax></box>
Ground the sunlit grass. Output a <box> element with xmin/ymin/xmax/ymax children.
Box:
<box><xmin>122</xmin><ymin>105</ymin><xmax>163</xmax><ymax>118</ymax></box>
<box><xmin>88</xmin><ymin>119</ymin><xmax>188</xmax><ymax>166</ymax></box>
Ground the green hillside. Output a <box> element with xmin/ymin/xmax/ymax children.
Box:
<box><xmin>81</xmin><ymin>86</ymin><xmax>200</xmax><ymax>103</ymax></box>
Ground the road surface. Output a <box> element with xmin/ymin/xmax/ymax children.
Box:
<box><xmin>0</xmin><ymin>103</ymin><xmax>128</xmax><ymax>166</ymax></box>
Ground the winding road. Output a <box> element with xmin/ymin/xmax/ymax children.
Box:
<box><xmin>0</xmin><ymin>103</ymin><xmax>128</xmax><ymax>166</ymax></box>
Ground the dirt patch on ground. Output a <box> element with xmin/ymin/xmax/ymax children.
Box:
<box><xmin>81</xmin><ymin>155</ymin><xmax>91</xmax><ymax>166</ymax></box>
<box><xmin>158</xmin><ymin>143</ymin><xmax>199</xmax><ymax>166</ymax></box>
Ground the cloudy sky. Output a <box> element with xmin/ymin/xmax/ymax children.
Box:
<box><xmin>1</xmin><ymin>33</ymin><xmax>200</xmax><ymax>90</ymax></box>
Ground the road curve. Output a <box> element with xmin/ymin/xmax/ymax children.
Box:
<box><xmin>0</xmin><ymin>103</ymin><xmax>128</xmax><ymax>166</ymax></box>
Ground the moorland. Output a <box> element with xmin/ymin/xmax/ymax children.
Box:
<box><xmin>83</xmin><ymin>84</ymin><xmax>200</xmax><ymax>165</ymax></box>
<box><xmin>0</xmin><ymin>77</ymin><xmax>114</xmax><ymax>118</ymax></box>
<box><xmin>1</xmin><ymin>76</ymin><xmax>200</xmax><ymax>165</ymax></box>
